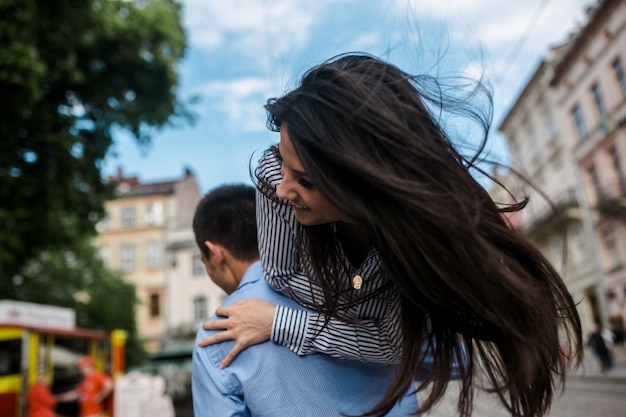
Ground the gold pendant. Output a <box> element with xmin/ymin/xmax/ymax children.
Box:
<box><xmin>352</xmin><ymin>274</ymin><xmax>363</xmax><ymax>290</ymax></box>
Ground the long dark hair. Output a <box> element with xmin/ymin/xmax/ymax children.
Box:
<box><xmin>261</xmin><ymin>53</ymin><xmax>582</xmax><ymax>417</ymax></box>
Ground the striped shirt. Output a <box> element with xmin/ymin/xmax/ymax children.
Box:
<box><xmin>257</xmin><ymin>150</ymin><xmax>402</xmax><ymax>363</ymax></box>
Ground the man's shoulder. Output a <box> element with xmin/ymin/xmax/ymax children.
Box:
<box><xmin>91</xmin><ymin>371</ymin><xmax>111</xmax><ymax>382</ymax></box>
<box><xmin>226</xmin><ymin>276</ymin><xmax>300</xmax><ymax>310</ymax></box>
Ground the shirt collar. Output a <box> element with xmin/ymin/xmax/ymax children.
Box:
<box><xmin>238</xmin><ymin>260</ymin><xmax>263</xmax><ymax>290</ymax></box>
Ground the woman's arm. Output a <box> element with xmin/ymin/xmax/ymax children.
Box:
<box><xmin>200</xmin><ymin>294</ymin><xmax>401</xmax><ymax>366</ymax></box>
<box><xmin>256</xmin><ymin>161</ymin><xmax>402</xmax><ymax>362</ymax></box>
<box><xmin>272</xmin><ymin>298</ymin><xmax>401</xmax><ymax>362</ymax></box>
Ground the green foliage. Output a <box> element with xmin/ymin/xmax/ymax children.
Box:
<box><xmin>14</xmin><ymin>241</ymin><xmax>147</xmax><ymax>367</ymax></box>
<box><xmin>0</xmin><ymin>0</ymin><xmax>187</xmax><ymax>367</ymax></box>
<box><xmin>0</xmin><ymin>0</ymin><xmax>187</xmax><ymax>290</ymax></box>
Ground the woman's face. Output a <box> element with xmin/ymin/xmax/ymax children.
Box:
<box><xmin>276</xmin><ymin>127</ymin><xmax>347</xmax><ymax>226</ymax></box>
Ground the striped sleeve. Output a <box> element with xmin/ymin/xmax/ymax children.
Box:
<box><xmin>273</xmin><ymin>299</ymin><xmax>402</xmax><ymax>362</ymax></box>
<box><xmin>271</xmin><ymin>305</ymin><xmax>309</xmax><ymax>354</ymax></box>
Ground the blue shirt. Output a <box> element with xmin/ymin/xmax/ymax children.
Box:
<box><xmin>192</xmin><ymin>261</ymin><xmax>419</xmax><ymax>417</ymax></box>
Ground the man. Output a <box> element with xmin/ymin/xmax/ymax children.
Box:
<box><xmin>587</xmin><ymin>322</ymin><xmax>614</xmax><ymax>372</ymax></box>
<box><xmin>58</xmin><ymin>356</ymin><xmax>113</xmax><ymax>417</ymax></box>
<box><xmin>191</xmin><ymin>184</ymin><xmax>418</xmax><ymax>417</ymax></box>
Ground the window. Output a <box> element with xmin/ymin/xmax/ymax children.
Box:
<box><xmin>193</xmin><ymin>296</ymin><xmax>208</xmax><ymax>321</ymax></box>
<box><xmin>571</xmin><ymin>105</ymin><xmax>587</xmax><ymax>140</ymax></box>
<box><xmin>602</xmin><ymin>228</ymin><xmax>621</xmax><ymax>271</ymax></box>
<box><xmin>192</xmin><ymin>254</ymin><xmax>205</xmax><ymax>277</ymax></box>
<box><xmin>587</xmin><ymin>164</ymin><xmax>602</xmax><ymax>202</ymax></box>
<box><xmin>146</xmin><ymin>242</ymin><xmax>161</xmax><ymax>268</ymax></box>
<box><xmin>609</xmin><ymin>146</ymin><xmax>622</xmax><ymax>176</ymax></box>
<box><xmin>609</xmin><ymin>146</ymin><xmax>625</xmax><ymax>196</ymax></box>
<box><xmin>121</xmin><ymin>207</ymin><xmax>136</xmax><ymax>228</ymax></box>
<box><xmin>591</xmin><ymin>83</ymin><xmax>607</xmax><ymax>118</ymax></box>
<box><xmin>570</xmin><ymin>225</ymin><xmax>586</xmax><ymax>266</ymax></box>
<box><xmin>120</xmin><ymin>244</ymin><xmax>135</xmax><ymax>271</ymax></box>
<box><xmin>98</xmin><ymin>246</ymin><xmax>110</xmax><ymax>268</ymax></box>
<box><xmin>145</xmin><ymin>202</ymin><xmax>164</xmax><ymax>226</ymax></box>
<box><xmin>149</xmin><ymin>293</ymin><xmax>160</xmax><ymax>317</ymax></box>
<box><xmin>613</xmin><ymin>58</ymin><xmax>626</xmax><ymax>97</ymax></box>
<box><xmin>0</xmin><ymin>339</ymin><xmax>22</xmax><ymax>376</ymax></box>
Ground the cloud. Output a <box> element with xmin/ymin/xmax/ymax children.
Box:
<box><xmin>386</xmin><ymin>0</ymin><xmax>588</xmax><ymax>64</ymax></box>
<box><xmin>181</xmin><ymin>0</ymin><xmax>330</xmax><ymax>60</ymax></box>
<box><xmin>195</xmin><ymin>77</ymin><xmax>272</xmax><ymax>132</ymax></box>
<box><xmin>180</xmin><ymin>0</ymin><xmax>591</xmax><ymax>139</ymax></box>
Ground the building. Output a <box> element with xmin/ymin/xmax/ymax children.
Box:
<box><xmin>550</xmin><ymin>0</ymin><xmax>626</xmax><ymax>331</ymax></box>
<box><xmin>94</xmin><ymin>167</ymin><xmax>226</xmax><ymax>353</ymax></box>
<box><xmin>495</xmin><ymin>44</ymin><xmax>599</xmax><ymax>334</ymax></box>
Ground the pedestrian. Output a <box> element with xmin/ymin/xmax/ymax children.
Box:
<box><xmin>26</xmin><ymin>372</ymin><xmax>57</xmax><ymax>417</ymax></box>
<box><xmin>200</xmin><ymin>53</ymin><xmax>583</xmax><ymax>417</ymax></box>
<box><xmin>609</xmin><ymin>315</ymin><xmax>625</xmax><ymax>363</ymax></box>
<box><xmin>57</xmin><ymin>356</ymin><xmax>113</xmax><ymax>417</ymax></box>
<box><xmin>587</xmin><ymin>322</ymin><xmax>613</xmax><ymax>372</ymax></box>
<box><xmin>191</xmin><ymin>185</ymin><xmax>426</xmax><ymax>416</ymax></box>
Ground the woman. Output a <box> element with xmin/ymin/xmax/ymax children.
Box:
<box><xmin>201</xmin><ymin>53</ymin><xmax>582</xmax><ymax>417</ymax></box>
<box><xmin>26</xmin><ymin>372</ymin><xmax>57</xmax><ymax>417</ymax></box>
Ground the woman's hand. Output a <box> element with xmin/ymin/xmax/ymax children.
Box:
<box><xmin>198</xmin><ymin>297</ymin><xmax>277</xmax><ymax>368</ymax></box>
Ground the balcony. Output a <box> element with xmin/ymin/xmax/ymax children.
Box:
<box><xmin>524</xmin><ymin>188</ymin><xmax>580</xmax><ymax>238</ymax></box>
<box><xmin>595</xmin><ymin>176</ymin><xmax>626</xmax><ymax>217</ymax></box>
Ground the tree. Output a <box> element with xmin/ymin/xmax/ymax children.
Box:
<box><xmin>15</xmin><ymin>241</ymin><xmax>147</xmax><ymax>366</ymax></box>
<box><xmin>0</xmin><ymin>0</ymin><xmax>188</xmax><ymax>293</ymax></box>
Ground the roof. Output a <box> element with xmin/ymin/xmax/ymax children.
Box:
<box><xmin>107</xmin><ymin>167</ymin><xmax>196</xmax><ymax>198</ymax></box>
<box><xmin>0</xmin><ymin>323</ymin><xmax>110</xmax><ymax>339</ymax></box>
<box><xmin>551</xmin><ymin>0</ymin><xmax>618</xmax><ymax>86</ymax></box>
<box><xmin>116</xmin><ymin>180</ymin><xmax>177</xmax><ymax>197</ymax></box>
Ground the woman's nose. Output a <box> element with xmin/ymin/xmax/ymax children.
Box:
<box><xmin>276</xmin><ymin>177</ymin><xmax>289</xmax><ymax>200</ymax></box>
<box><xmin>276</xmin><ymin>169</ymin><xmax>292</xmax><ymax>200</ymax></box>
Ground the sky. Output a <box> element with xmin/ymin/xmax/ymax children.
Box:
<box><xmin>102</xmin><ymin>0</ymin><xmax>593</xmax><ymax>193</ymax></box>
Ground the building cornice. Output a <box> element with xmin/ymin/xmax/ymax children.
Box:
<box><xmin>551</xmin><ymin>0</ymin><xmax>619</xmax><ymax>86</ymax></box>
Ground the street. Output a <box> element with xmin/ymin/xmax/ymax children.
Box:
<box><xmin>548</xmin><ymin>378</ymin><xmax>625</xmax><ymax>417</ymax></box>
<box><xmin>419</xmin><ymin>371</ymin><xmax>626</xmax><ymax>417</ymax></box>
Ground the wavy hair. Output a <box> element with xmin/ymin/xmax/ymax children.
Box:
<box><xmin>260</xmin><ymin>53</ymin><xmax>582</xmax><ymax>417</ymax></box>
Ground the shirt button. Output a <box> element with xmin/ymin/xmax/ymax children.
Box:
<box><xmin>352</xmin><ymin>275</ymin><xmax>363</xmax><ymax>290</ymax></box>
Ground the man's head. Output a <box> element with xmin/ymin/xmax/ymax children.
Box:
<box><xmin>36</xmin><ymin>371</ymin><xmax>50</xmax><ymax>386</ymax></box>
<box><xmin>77</xmin><ymin>356</ymin><xmax>95</xmax><ymax>376</ymax></box>
<box><xmin>192</xmin><ymin>184</ymin><xmax>258</xmax><ymax>294</ymax></box>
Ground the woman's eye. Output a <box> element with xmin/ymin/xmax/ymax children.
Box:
<box><xmin>297</xmin><ymin>178</ymin><xmax>314</xmax><ymax>189</ymax></box>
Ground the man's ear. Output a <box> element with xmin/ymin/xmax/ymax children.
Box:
<box><xmin>204</xmin><ymin>241</ymin><xmax>224</xmax><ymax>266</ymax></box>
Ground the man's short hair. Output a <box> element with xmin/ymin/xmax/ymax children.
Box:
<box><xmin>192</xmin><ymin>184</ymin><xmax>258</xmax><ymax>261</ymax></box>
<box><xmin>78</xmin><ymin>356</ymin><xmax>95</xmax><ymax>368</ymax></box>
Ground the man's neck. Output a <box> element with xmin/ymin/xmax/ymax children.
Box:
<box><xmin>229</xmin><ymin>257</ymin><xmax>260</xmax><ymax>286</ymax></box>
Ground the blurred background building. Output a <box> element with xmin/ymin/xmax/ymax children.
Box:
<box><xmin>94</xmin><ymin>167</ymin><xmax>225</xmax><ymax>353</ymax></box>
<box><xmin>491</xmin><ymin>0</ymin><xmax>626</xmax><ymax>337</ymax></box>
